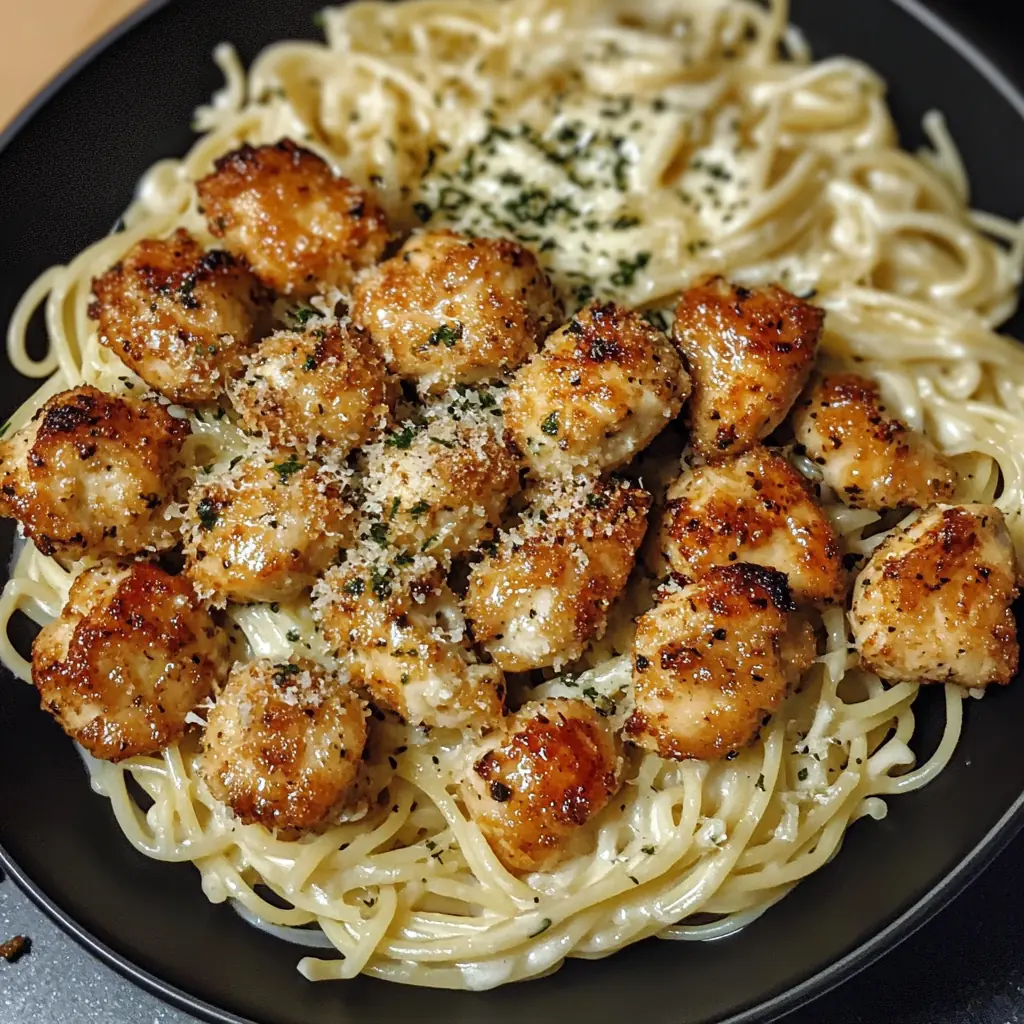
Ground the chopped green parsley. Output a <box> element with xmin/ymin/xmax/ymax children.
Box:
<box><xmin>427</xmin><ymin>322</ymin><xmax>463</xmax><ymax>348</ymax></box>
<box><xmin>610</xmin><ymin>251</ymin><xmax>651</xmax><ymax>288</ymax></box>
<box><xmin>196</xmin><ymin>498</ymin><xmax>219</xmax><ymax>530</ymax></box>
<box><xmin>273</xmin><ymin>454</ymin><xmax>304</xmax><ymax>484</ymax></box>
<box><xmin>540</xmin><ymin>411</ymin><xmax>560</xmax><ymax>436</ymax></box>
<box><xmin>384</xmin><ymin>425</ymin><xmax>417</xmax><ymax>449</ymax></box>
<box><xmin>290</xmin><ymin>307</ymin><xmax>320</xmax><ymax>326</ymax></box>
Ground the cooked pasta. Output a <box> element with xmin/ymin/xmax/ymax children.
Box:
<box><xmin>2</xmin><ymin>0</ymin><xmax>1023</xmax><ymax>991</ymax></box>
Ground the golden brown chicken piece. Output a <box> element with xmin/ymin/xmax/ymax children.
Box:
<box><xmin>350</xmin><ymin>229</ymin><xmax>560</xmax><ymax>392</ymax></box>
<box><xmin>314</xmin><ymin>562</ymin><xmax>505</xmax><ymax>730</ymax></box>
<box><xmin>182</xmin><ymin>451</ymin><xmax>355</xmax><ymax>606</ymax></box>
<box><xmin>465</xmin><ymin>477</ymin><xmax>651</xmax><ymax>671</ymax></box>
<box><xmin>850</xmin><ymin>504</ymin><xmax>1019</xmax><ymax>687</ymax></box>
<box><xmin>199</xmin><ymin>658</ymin><xmax>367</xmax><ymax>831</ymax></box>
<box><xmin>32</xmin><ymin>563</ymin><xmax>228</xmax><ymax>761</ymax></box>
<box><xmin>230</xmin><ymin>320</ymin><xmax>396</xmax><ymax>454</ymax></box>
<box><xmin>90</xmin><ymin>229</ymin><xmax>267</xmax><ymax>405</ymax></box>
<box><xmin>790</xmin><ymin>373</ymin><xmax>956</xmax><ymax>510</ymax></box>
<box><xmin>674</xmin><ymin>277</ymin><xmax>823</xmax><ymax>458</ymax></box>
<box><xmin>504</xmin><ymin>301</ymin><xmax>689</xmax><ymax>479</ymax></box>
<box><xmin>0</xmin><ymin>386</ymin><xmax>190</xmax><ymax>566</ymax></box>
<box><xmin>196</xmin><ymin>139</ymin><xmax>389</xmax><ymax>297</ymax></box>
<box><xmin>359</xmin><ymin>416</ymin><xmax>520</xmax><ymax>563</ymax></box>
<box><xmin>651</xmin><ymin>445</ymin><xmax>845</xmax><ymax>605</ymax></box>
<box><xmin>625</xmin><ymin>564</ymin><xmax>816</xmax><ymax>761</ymax></box>
<box><xmin>461</xmin><ymin>698</ymin><xmax>622</xmax><ymax>873</ymax></box>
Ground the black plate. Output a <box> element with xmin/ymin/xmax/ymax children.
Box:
<box><xmin>2</xmin><ymin>1</ymin><xmax>1024</xmax><ymax>1022</ymax></box>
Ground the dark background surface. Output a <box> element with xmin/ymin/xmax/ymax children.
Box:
<box><xmin>3</xmin><ymin>0</ymin><xmax>1024</xmax><ymax>1022</ymax></box>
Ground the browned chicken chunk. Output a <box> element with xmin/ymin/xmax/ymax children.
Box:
<box><xmin>314</xmin><ymin>562</ymin><xmax>505</xmax><ymax>730</ymax></box>
<box><xmin>196</xmin><ymin>139</ymin><xmax>389</xmax><ymax>297</ymax></box>
<box><xmin>183</xmin><ymin>451</ymin><xmax>356</xmax><ymax>606</ymax></box>
<box><xmin>465</xmin><ymin>477</ymin><xmax>651</xmax><ymax>671</ymax></box>
<box><xmin>626</xmin><ymin>564</ymin><xmax>816</xmax><ymax>761</ymax></box>
<box><xmin>850</xmin><ymin>504</ymin><xmax>1019</xmax><ymax>687</ymax></box>
<box><xmin>651</xmin><ymin>445</ymin><xmax>845</xmax><ymax>605</ymax></box>
<box><xmin>230</xmin><ymin>320</ymin><xmax>396</xmax><ymax>454</ymax></box>
<box><xmin>461</xmin><ymin>698</ymin><xmax>622</xmax><ymax>873</ymax></box>
<box><xmin>791</xmin><ymin>373</ymin><xmax>956</xmax><ymax>510</ymax></box>
<box><xmin>674</xmin><ymin>277</ymin><xmax>822</xmax><ymax>458</ymax></box>
<box><xmin>199</xmin><ymin>658</ymin><xmax>367</xmax><ymax>831</ymax></box>
<box><xmin>0</xmin><ymin>386</ymin><xmax>190</xmax><ymax>566</ymax></box>
<box><xmin>33</xmin><ymin>562</ymin><xmax>228</xmax><ymax>761</ymax></box>
<box><xmin>504</xmin><ymin>301</ymin><xmax>689</xmax><ymax>479</ymax></box>
<box><xmin>90</xmin><ymin>229</ymin><xmax>267</xmax><ymax>405</ymax></box>
<box><xmin>359</xmin><ymin>415</ymin><xmax>520</xmax><ymax>563</ymax></box>
<box><xmin>350</xmin><ymin>229</ymin><xmax>560</xmax><ymax>392</ymax></box>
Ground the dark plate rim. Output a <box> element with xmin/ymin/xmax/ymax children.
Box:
<box><xmin>2</xmin><ymin>1</ymin><xmax>1024</xmax><ymax>1022</ymax></box>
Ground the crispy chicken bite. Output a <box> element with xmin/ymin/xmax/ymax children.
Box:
<box><xmin>196</xmin><ymin>139</ymin><xmax>389</xmax><ymax>297</ymax></box>
<box><xmin>32</xmin><ymin>563</ymin><xmax>228</xmax><ymax>761</ymax></box>
<box><xmin>90</xmin><ymin>229</ymin><xmax>267</xmax><ymax>405</ymax></box>
<box><xmin>465</xmin><ymin>477</ymin><xmax>651</xmax><ymax>671</ymax></box>
<box><xmin>625</xmin><ymin>564</ymin><xmax>816</xmax><ymax>761</ymax></box>
<box><xmin>359</xmin><ymin>416</ymin><xmax>520</xmax><ymax>563</ymax></box>
<box><xmin>651</xmin><ymin>445</ymin><xmax>845</xmax><ymax>605</ymax></box>
<box><xmin>230</xmin><ymin>320</ymin><xmax>396</xmax><ymax>454</ymax></box>
<box><xmin>850</xmin><ymin>504</ymin><xmax>1019</xmax><ymax>687</ymax></box>
<box><xmin>504</xmin><ymin>301</ymin><xmax>689</xmax><ymax>479</ymax></box>
<box><xmin>674</xmin><ymin>277</ymin><xmax>822</xmax><ymax>458</ymax></box>
<box><xmin>314</xmin><ymin>562</ymin><xmax>505</xmax><ymax>730</ymax></box>
<box><xmin>791</xmin><ymin>373</ymin><xmax>956</xmax><ymax>510</ymax></box>
<box><xmin>183</xmin><ymin>451</ymin><xmax>355</xmax><ymax>606</ymax></box>
<box><xmin>461</xmin><ymin>697</ymin><xmax>622</xmax><ymax>873</ymax></box>
<box><xmin>349</xmin><ymin>229</ymin><xmax>560</xmax><ymax>393</ymax></box>
<box><xmin>0</xmin><ymin>386</ymin><xmax>189</xmax><ymax>566</ymax></box>
<box><xmin>199</xmin><ymin>658</ymin><xmax>367</xmax><ymax>831</ymax></box>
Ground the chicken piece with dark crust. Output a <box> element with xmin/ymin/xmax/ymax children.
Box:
<box><xmin>626</xmin><ymin>564</ymin><xmax>816</xmax><ymax>761</ymax></box>
<box><xmin>360</xmin><ymin>416</ymin><xmax>520</xmax><ymax>564</ymax></box>
<box><xmin>461</xmin><ymin>697</ymin><xmax>622</xmax><ymax>873</ymax></box>
<box><xmin>182</xmin><ymin>451</ymin><xmax>356</xmax><ymax>606</ymax></box>
<box><xmin>465</xmin><ymin>477</ymin><xmax>651</xmax><ymax>671</ymax></box>
<box><xmin>229</xmin><ymin>320</ymin><xmax>396</xmax><ymax>454</ymax></box>
<box><xmin>650</xmin><ymin>445</ymin><xmax>846</xmax><ymax>605</ymax></box>
<box><xmin>197</xmin><ymin>139</ymin><xmax>389</xmax><ymax>297</ymax></box>
<box><xmin>850</xmin><ymin>504</ymin><xmax>1018</xmax><ymax>687</ymax></box>
<box><xmin>350</xmin><ymin>229</ymin><xmax>560</xmax><ymax>393</ymax></box>
<box><xmin>504</xmin><ymin>301</ymin><xmax>689</xmax><ymax>480</ymax></box>
<box><xmin>790</xmin><ymin>373</ymin><xmax>956</xmax><ymax>510</ymax></box>
<box><xmin>33</xmin><ymin>562</ymin><xmax>229</xmax><ymax>761</ymax></box>
<box><xmin>199</xmin><ymin>658</ymin><xmax>367</xmax><ymax>831</ymax></box>
<box><xmin>90</xmin><ymin>229</ymin><xmax>267</xmax><ymax>405</ymax></box>
<box><xmin>673</xmin><ymin>277</ymin><xmax>823</xmax><ymax>458</ymax></box>
<box><xmin>314</xmin><ymin>562</ymin><xmax>505</xmax><ymax>730</ymax></box>
<box><xmin>0</xmin><ymin>386</ymin><xmax>190</xmax><ymax>566</ymax></box>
